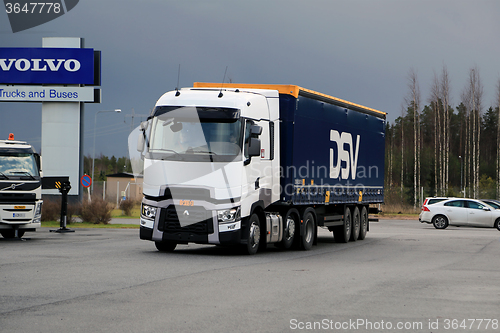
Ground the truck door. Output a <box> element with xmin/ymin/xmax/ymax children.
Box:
<box><xmin>242</xmin><ymin>119</ymin><xmax>271</xmax><ymax>212</ymax></box>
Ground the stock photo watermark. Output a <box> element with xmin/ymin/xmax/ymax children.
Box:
<box><xmin>3</xmin><ymin>0</ymin><xmax>79</xmax><ymax>33</ymax></box>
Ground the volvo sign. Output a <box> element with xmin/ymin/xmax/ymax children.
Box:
<box><xmin>0</xmin><ymin>47</ymin><xmax>95</xmax><ymax>85</ymax></box>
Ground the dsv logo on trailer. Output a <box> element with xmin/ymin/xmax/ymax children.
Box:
<box><xmin>330</xmin><ymin>130</ymin><xmax>360</xmax><ymax>180</ymax></box>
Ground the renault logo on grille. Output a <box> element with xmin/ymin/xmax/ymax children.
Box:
<box><xmin>183</xmin><ymin>210</ymin><xmax>190</xmax><ymax>216</ymax></box>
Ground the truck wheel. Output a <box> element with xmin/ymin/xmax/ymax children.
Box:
<box><xmin>334</xmin><ymin>207</ymin><xmax>351</xmax><ymax>243</ymax></box>
<box><xmin>155</xmin><ymin>241</ymin><xmax>177</xmax><ymax>252</ymax></box>
<box><xmin>350</xmin><ymin>206</ymin><xmax>360</xmax><ymax>242</ymax></box>
<box><xmin>358</xmin><ymin>206</ymin><xmax>368</xmax><ymax>240</ymax></box>
<box><xmin>300</xmin><ymin>211</ymin><xmax>315</xmax><ymax>251</ymax></box>
<box><xmin>278</xmin><ymin>209</ymin><xmax>298</xmax><ymax>249</ymax></box>
<box><xmin>1</xmin><ymin>230</ymin><xmax>25</xmax><ymax>239</ymax></box>
<box><xmin>245</xmin><ymin>214</ymin><xmax>261</xmax><ymax>255</ymax></box>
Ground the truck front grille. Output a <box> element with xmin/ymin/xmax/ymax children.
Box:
<box><xmin>158</xmin><ymin>205</ymin><xmax>213</xmax><ymax>234</ymax></box>
<box><xmin>0</xmin><ymin>193</ymin><xmax>36</xmax><ymax>204</ymax></box>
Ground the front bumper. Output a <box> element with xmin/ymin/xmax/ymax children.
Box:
<box><xmin>0</xmin><ymin>222</ymin><xmax>40</xmax><ymax>231</ymax></box>
<box><xmin>140</xmin><ymin>197</ymin><xmax>243</xmax><ymax>245</ymax></box>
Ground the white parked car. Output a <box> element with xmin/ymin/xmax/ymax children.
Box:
<box><xmin>419</xmin><ymin>198</ymin><xmax>500</xmax><ymax>230</ymax></box>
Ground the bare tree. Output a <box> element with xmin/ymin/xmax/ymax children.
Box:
<box><xmin>472</xmin><ymin>68</ymin><xmax>483</xmax><ymax>198</ymax></box>
<box><xmin>441</xmin><ymin>65</ymin><xmax>451</xmax><ymax>195</ymax></box>
<box><xmin>400</xmin><ymin>104</ymin><xmax>405</xmax><ymax>198</ymax></box>
<box><xmin>462</xmin><ymin>67</ymin><xmax>483</xmax><ymax>198</ymax></box>
<box><xmin>430</xmin><ymin>72</ymin><xmax>441</xmax><ymax>195</ymax></box>
<box><xmin>461</xmin><ymin>86</ymin><xmax>471</xmax><ymax>197</ymax></box>
<box><xmin>407</xmin><ymin>69</ymin><xmax>421</xmax><ymax>208</ymax></box>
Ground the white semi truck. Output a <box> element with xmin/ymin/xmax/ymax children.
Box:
<box><xmin>0</xmin><ymin>134</ymin><xmax>43</xmax><ymax>238</ymax></box>
<box><xmin>138</xmin><ymin>83</ymin><xmax>386</xmax><ymax>254</ymax></box>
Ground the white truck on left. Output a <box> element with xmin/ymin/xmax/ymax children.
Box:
<box><xmin>0</xmin><ymin>134</ymin><xmax>43</xmax><ymax>238</ymax></box>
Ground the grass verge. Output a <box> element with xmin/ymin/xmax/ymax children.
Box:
<box><xmin>111</xmin><ymin>208</ymin><xmax>141</xmax><ymax>219</ymax></box>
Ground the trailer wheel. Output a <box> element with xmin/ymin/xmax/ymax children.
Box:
<box><xmin>358</xmin><ymin>206</ymin><xmax>368</xmax><ymax>240</ymax></box>
<box><xmin>278</xmin><ymin>209</ymin><xmax>298</xmax><ymax>249</ymax></box>
<box><xmin>350</xmin><ymin>206</ymin><xmax>360</xmax><ymax>242</ymax></box>
<box><xmin>245</xmin><ymin>214</ymin><xmax>261</xmax><ymax>255</ymax></box>
<box><xmin>334</xmin><ymin>206</ymin><xmax>351</xmax><ymax>243</ymax></box>
<box><xmin>155</xmin><ymin>241</ymin><xmax>177</xmax><ymax>252</ymax></box>
<box><xmin>300</xmin><ymin>211</ymin><xmax>315</xmax><ymax>250</ymax></box>
<box><xmin>1</xmin><ymin>230</ymin><xmax>25</xmax><ymax>239</ymax></box>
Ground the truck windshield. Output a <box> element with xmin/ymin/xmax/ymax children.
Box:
<box><xmin>148</xmin><ymin>106</ymin><xmax>243</xmax><ymax>162</ymax></box>
<box><xmin>0</xmin><ymin>153</ymin><xmax>39</xmax><ymax>179</ymax></box>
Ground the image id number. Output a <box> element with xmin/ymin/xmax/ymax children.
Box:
<box><xmin>443</xmin><ymin>319</ymin><xmax>498</xmax><ymax>330</ymax></box>
<box><xmin>5</xmin><ymin>2</ymin><xmax>61</xmax><ymax>14</ymax></box>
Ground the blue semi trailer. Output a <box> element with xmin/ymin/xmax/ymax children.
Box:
<box><xmin>138</xmin><ymin>83</ymin><xmax>386</xmax><ymax>254</ymax></box>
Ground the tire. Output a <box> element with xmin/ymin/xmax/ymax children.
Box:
<box><xmin>300</xmin><ymin>211</ymin><xmax>315</xmax><ymax>251</ymax></box>
<box><xmin>334</xmin><ymin>206</ymin><xmax>351</xmax><ymax>243</ymax></box>
<box><xmin>278</xmin><ymin>209</ymin><xmax>298</xmax><ymax>249</ymax></box>
<box><xmin>1</xmin><ymin>230</ymin><xmax>25</xmax><ymax>239</ymax></box>
<box><xmin>245</xmin><ymin>214</ymin><xmax>261</xmax><ymax>255</ymax></box>
<box><xmin>358</xmin><ymin>206</ymin><xmax>368</xmax><ymax>240</ymax></box>
<box><xmin>155</xmin><ymin>241</ymin><xmax>177</xmax><ymax>252</ymax></box>
<box><xmin>350</xmin><ymin>206</ymin><xmax>360</xmax><ymax>242</ymax></box>
<box><xmin>494</xmin><ymin>218</ymin><xmax>500</xmax><ymax>231</ymax></box>
<box><xmin>432</xmin><ymin>215</ymin><xmax>448</xmax><ymax>229</ymax></box>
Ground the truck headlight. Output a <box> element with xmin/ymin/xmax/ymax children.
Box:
<box><xmin>141</xmin><ymin>204</ymin><xmax>157</xmax><ymax>220</ymax></box>
<box><xmin>34</xmin><ymin>202</ymin><xmax>42</xmax><ymax>217</ymax></box>
<box><xmin>217</xmin><ymin>207</ymin><xmax>240</xmax><ymax>224</ymax></box>
<box><xmin>33</xmin><ymin>202</ymin><xmax>43</xmax><ymax>223</ymax></box>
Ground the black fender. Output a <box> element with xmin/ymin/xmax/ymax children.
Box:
<box><xmin>240</xmin><ymin>200</ymin><xmax>265</xmax><ymax>244</ymax></box>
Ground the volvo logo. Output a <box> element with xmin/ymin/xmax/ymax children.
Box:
<box><xmin>0</xmin><ymin>59</ymin><xmax>81</xmax><ymax>72</ymax></box>
<box><xmin>0</xmin><ymin>183</ymin><xmax>25</xmax><ymax>191</ymax></box>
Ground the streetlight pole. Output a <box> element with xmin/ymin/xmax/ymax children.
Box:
<box><xmin>92</xmin><ymin>109</ymin><xmax>121</xmax><ymax>195</ymax></box>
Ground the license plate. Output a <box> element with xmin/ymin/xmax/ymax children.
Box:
<box><xmin>12</xmin><ymin>213</ymin><xmax>26</xmax><ymax>218</ymax></box>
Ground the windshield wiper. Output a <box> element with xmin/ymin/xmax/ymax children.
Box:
<box><xmin>0</xmin><ymin>171</ymin><xmax>9</xmax><ymax>179</ymax></box>
<box><xmin>155</xmin><ymin>149</ymin><xmax>184</xmax><ymax>160</ymax></box>
<box><xmin>11</xmin><ymin>171</ymin><xmax>36</xmax><ymax>180</ymax></box>
<box><xmin>190</xmin><ymin>150</ymin><xmax>218</xmax><ymax>156</ymax></box>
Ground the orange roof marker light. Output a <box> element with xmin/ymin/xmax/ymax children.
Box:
<box><xmin>8</xmin><ymin>133</ymin><xmax>14</xmax><ymax>140</ymax></box>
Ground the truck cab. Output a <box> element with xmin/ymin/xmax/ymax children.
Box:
<box><xmin>138</xmin><ymin>87</ymin><xmax>279</xmax><ymax>254</ymax></box>
<box><xmin>0</xmin><ymin>134</ymin><xmax>43</xmax><ymax>238</ymax></box>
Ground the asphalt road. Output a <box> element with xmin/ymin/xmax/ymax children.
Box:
<box><xmin>1</xmin><ymin>220</ymin><xmax>499</xmax><ymax>333</ymax></box>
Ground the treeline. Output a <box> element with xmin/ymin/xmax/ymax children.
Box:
<box><xmin>83</xmin><ymin>155</ymin><xmax>132</xmax><ymax>181</ymax></box>
<box><xmin>386</xmin><ymin>65</ymin><xmax>500</xmax><ymax>207</ymax></box>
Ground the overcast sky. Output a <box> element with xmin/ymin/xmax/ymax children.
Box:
<box><xmin>1</xmin><ymin>0</ymin><xmax>500</xmax><ymax>159</ymax></box>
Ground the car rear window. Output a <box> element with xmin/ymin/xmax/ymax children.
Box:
<box><xmin>427</xmin><ymin>198</ymin><xmax>446</xmax><ymax>205</ymax></box>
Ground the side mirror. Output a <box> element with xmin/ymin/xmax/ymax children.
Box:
<box><xmin>35</xmin><ymin>154</ymin><xmax>42</xmax><ymax>177</ymax></box>
<box><xmin>170</xmin><ymin>122</ymin><xmax>183</xmax><ymax>133</ymax></box>
<box><xmin>34</xmin><ymin>153</ymin><xmax>41</xmax><ymax>170</ymax></box>
<box><xmin>483</xmin><ymin>207</ymin><xmax>490</xmax><ymax>211</ymax></box>
<box><xmin>137</xmin><ymin>121</ymin><xmax>149</xmax><ymax>153</ymax></box>
<box><xmin>250</xmin><ymin>125</ymin><xmax>262</xmax><ymax>136</ymax></box>
<box><xmin>248</xmin><ymin>138</ymin><xmax>261</xmax><ymax>157</ymax></box>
